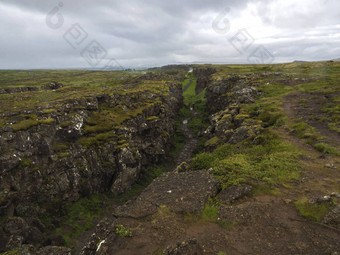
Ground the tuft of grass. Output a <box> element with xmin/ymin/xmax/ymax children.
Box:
<box><xmin>217</xmin><ymin>252</ymin><xmax>227</xmax><ymax>255</ymax></box>
<box><xmin>191</xmin><ymin>152</ymin><xmax>215</xmax><ymax>170</ymax></box>
<box><xmin>314</xmin><ymin>143</ymin><xmax>340</xmax><ymax>156</ymax></box>
<box><xmin>201</xmin><ymin>200</ymin><xmax>219</xmax><ymax>221</ymax></box>
<box><xmin>115</xmin><ymin>225</ymin><xmax>132</xmax><ymax>237</ymax></box>
<box><xmin>39</xmin><ymin>118</ymin><xmax>55</xmax><ymax>124</ymax></box>
<box><xmin>294</xmin><ymin>197</ymin><xmax>330</xmax><ymax>221</ymax></box>
<box><xmin>292</xmin><ymin>121</ymin><xmax>319</xmax><ymax>143</ymax></box>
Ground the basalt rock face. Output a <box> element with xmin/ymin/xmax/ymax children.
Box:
<box><xmin>193</xmin><ymin>67</ymin><xmax>216</xmax><ymax>95</ymax></box>
<box><xmin>0</xmin><ymin>87</ymin><xmax>39</xmax><ymax>94</ymax></box>
<box><xmin>200</xmin><ymin>72</ymin><xmax>262</xmax><ymax>147</ymax></box>
<box><xmin>0</xmin><ymin>82</ymin><xmax>182</xmax><ymax>251</ymax></box>
<box><xmin>205</xmin><ymin>74</ymin><xmax>260</xmax><ymax>113</ymax></box>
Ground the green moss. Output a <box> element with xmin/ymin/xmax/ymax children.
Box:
<box><xmin>234</xmin><ymin>114</ymin><xmax>249</xmax><ymax>119</ymax></box>
<box><xmin>219</xmin><ymin>114</ymin><xmax>232</xmax><ymax>122</ymax></box>
<box><xmin>78</xmin><ymin>137</ymin><xmax>97</xmax><ymax>148</ymax></box>
<box><xmin>11</xmin><ymin>118</ymin><xmax>39</xmax><ymax>131</ymax></box>
<box><xmin>20</xmin><ymin>157</ymin><xmax>33</xmax><ymax>167</ymax></box>
<box><xmin>146</xmin><ymin>116</ymin><xmax>159</xmax><ymax>121</ymax></box>
<box><xmin>79</xmin><ymin>132</ymin><xmax>115</xmax><ymax>148</ymax></box>
<box><xmin>0</xmin><ymin>250</ymin><xmax>20</xmax><ymax>255</ymax></box>
<box><xmin>115</xmin><ymin>143</ymin><xmax>129</xmax><ymax>149</ymax></box>
<box><xmin>42</xmin><ymin>108</ymin><xmax>56</xmax><ymax>114</ymax></box>
<box><xmin>60</xmin><ymin>121</ymin><xmax>71</xmax><ymax>128</ymax></box>
<box><xmin>191</xmin><ymin>153</ymin><xmax>215</xmax><ymax>170</ymax></box>
<box><xmin>53</xmin><ymin>143</ymin><xmax>69</xmax><ymax>152</ymax></box>
<box><xmin>95</xmin><ymin>132</ymin><xmax>115</xmax><ymax>141</ymax></box>
<box><xmin>295</xmin><ymin>197</ymin><xmax>330</xmax><ymax>221</ymax></box>
<box><xmin>204</xmin><ymin>136</ymin><xmax>220</xmax><ymax>147</ymax></box>
<box><xmin>11</xmin><ymin>117</ymin><xmax>54</xmax><ymax>131</ymax></box>
<box><xmin>58</xmin><ymin>152</ymin><xmax>68</xmax><ymax>159</ymax></box>
<box><xmin>39</xmin><ymin>118</ymin><xmax>55</xmax><ymax>124</ymax></box>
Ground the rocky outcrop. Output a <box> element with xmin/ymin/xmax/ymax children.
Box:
<box><xmin>0</xmin><ymin>87</ymin><xmax>39</xmax><ymax>94</ymax></box>
<box><xmin>205</xmin><ymin>74</ymin><xmax>260</xmax><ymax>113</ymax></box>
<box><xmin>217</xmin><ymin>184</ymin><xmax>252</xmax><ymax>203</ymax></box>
<box><xmin>193</xmin><ymin>66</ymin><xmax>216</xmax><ymax>95</ymax></box>
<box><xmin>0</xmin><ymin>81</ymin><xmax>182</xmax><ymax>252</ymax></box>
<box><xmin>42</xmin><ymin>81</ymin><xmax>64</xmax><ymax>90</ymax></box>
<box><xmin>202</xmin><ymin>74</ymin><xmax>262</xmax><ymax>147</ymax></box>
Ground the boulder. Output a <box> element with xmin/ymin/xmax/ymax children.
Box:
<box><xmin>217</xmin><ymin>184</ymin><xmax>252</xmax><ymax>203</ymax></box>
<box><xmin>43</xmin><ymin>82</ymin><xmax>64</xmax><ymax>90</ymax></box>
<box><xmin>113</xmin><ymin>171</ymin><xmax>219</xmax><ymax>218</ymax></box>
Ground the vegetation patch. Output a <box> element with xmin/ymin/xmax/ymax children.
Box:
<box><xmin>146</xmin><ymin>116</ymin><xmax>159</xmax><ymax>121</ymax></box>
<box><xmin>42</xmin><ymin>108</ymin><xmax>56</xmax><ymax>114</ymax></box>
<box><xmin>11</xmin><ymin>118</ymin><xmax>39</xmax><ymax>131</ymax></box>
<box><xmin>201</xmin><ymin>200</ymin><xmax>219</xmax><ymax>221</ymax></box>
<box><xmin>55</xmin><ymin>194</ymin><xmax>109</xmax><ymax>247</ymax></box>
<box><xmin>204</xmin><ymin>136</ymin><xmax>220</xmax><ymax>147</ymax></box>
<box><xmin>115</xmin><ymin>225</ymin><xmax>132</xmax><ymax>237</ymax></box>
<box><xmin>53</xmin><ymin>143</ymin><xmax>69</xmax><ymax>152</ymax></box>
<box><xmin>192</xmin><ymin>130</ymin><xmax>300</xmax><ymax>188</ymax></box>
<box><xmin>295</xmin><ymin>197</ymin><xmax>331</xmax><ymax>221</ymax></box>
<box><xmin>314</xmin><ymin>143</ymin><xmax>340</xmax><ymax>156</ymax></box>
<box><xmin>11</xmin><ymin>117</ymin><xmax>54</xmax><ymax>131</ymax></box>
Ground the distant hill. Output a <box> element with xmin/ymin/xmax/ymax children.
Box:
<box><xmin>293</xmin><ymin>60</ymin><xmax>308</xmax><ymax>63</ymax></box>
<box><xmin>332</xmin><ymin>58</ymin><xmax>340</xmax><ymax>62</ymax></box>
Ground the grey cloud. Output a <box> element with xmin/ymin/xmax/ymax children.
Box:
<box><xmin>0</xmin><ymin>0</ymin><xmax>339</xmax><ymax>69</ymax></box>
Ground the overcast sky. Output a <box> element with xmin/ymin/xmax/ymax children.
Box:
<box><xmin>0</xmin><ymin>0</ymin><xmax>339</xmax><ymax>69</ymax></box>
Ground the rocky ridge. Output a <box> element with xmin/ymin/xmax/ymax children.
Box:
<box><xmin>0</xmin><ymin>77</ymin><xmax>183</xmax><ymax>252</ymax></box>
